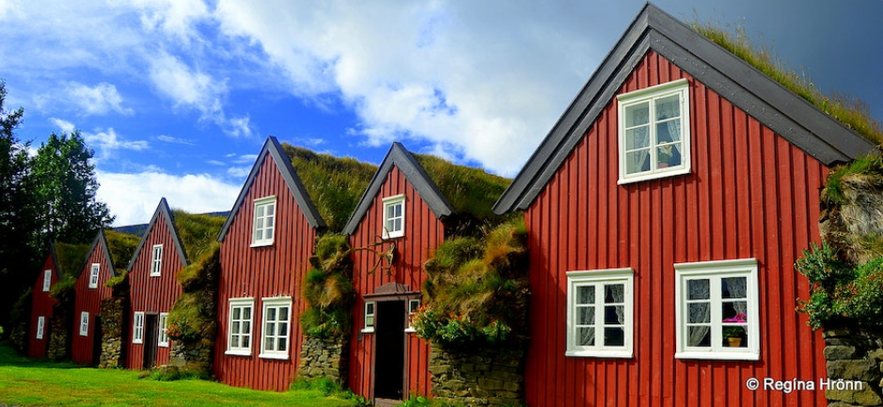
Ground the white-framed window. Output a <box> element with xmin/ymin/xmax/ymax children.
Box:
<box><xmin>675</xmin><ymin>258</ymin><xmax>759</xmax><ymax>361</ymax></box>
<box><xmin>382</xmin><ymin>195</ymin><xmax>405</xmax><ymax>239</ymax></box>
<box><xmin>132</xmin><ymin>312</ymin><xmax>145</xmax><ymax>344</ymax></box>
<box><xmin>405</xmin><ymin>298</ymin><xmax>421</xmax><ymax>333</ymax></box>
<box><xmin>565</xmin><ymin>268</ymin><xmax>634</xmax><ymax>358</ymax></box>
<box><xmin>150</xmin><ymin>245</ymin><xmax>163</xmax><ymax>277</ymax></box>
<box><xmin>362</xmin><ymin>301</ymin><xmax>376</xmax><ymax>333</ymax></box>
<box><xmin>226</xmin><ymin>297</ymin><xmax>254</xmax><ymax>356</ymax></box>
<box><xmin>42</xmin><ymin>270</ymin><xmax>52</xmax><ymax>292</ymax></box>
<box><xmin>617</xmin><ymin>78</ymin><xmax>691</xmax><ymax>184</ymax></box>
<box><xmin>251</xmin><ymin>196</ymin><xmax>277</xmax><ymax>247</ymax></box>
<box><xmin>259</xmin><ymin>297</ymin><xmax>292</xmax><ymax>360</ymax></box>
<box><xmin>158</xmin><ymin>313</ymin><xmax>169</xmax><ymax>347</ymax></box>
<box><xmin>88</xmin><ymin>263</ymin><xmax>100</xmax><ymax>289</ymax></box>
<box><xmin>79</xmin><ymin>312</ymin><xmax>89</xmax><ymax>336</ymax></box>
<box><xmin>36</xmin><ymin>316</ymin><xmax>45</xmax><ymax>340</ymax></box>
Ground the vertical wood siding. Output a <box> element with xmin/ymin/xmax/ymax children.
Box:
<box><xmin>29</xmin><ymin>253</ymin><xmax>58</xmax><ymax>358</ymax></box>
<box><xmin>523</xmin><ymin>51</ymin><xmax>829</xmax><ymax>407</ymax></box>
<box><xmin>126</xmin><ymin>210</ymin><xmax>185</xmax><ymax>369</ymax></box>
<box><xmin>215</xmin><ymin>154</ymin><xmax>317</xmax><ymax>391</ymax></box>
<box><xmin>72</xmin><ymin>243</ymin><xmax>114</xmax><ymax>365</ymax></box>
<box><xmin>348</xmin><ymin>166</ymin><xmax>441</xmax><ymax>400</ymax></box>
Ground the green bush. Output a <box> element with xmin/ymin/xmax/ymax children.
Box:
<box><xmin>299</xmin><ymin>234</ymin><xmax>354</xmax><ymax>338</ymax></box>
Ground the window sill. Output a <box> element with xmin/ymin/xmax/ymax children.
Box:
<box><xmin>259</xmin><ymin>353</ymin><xmax>289</xmax><ymax>360</ymax></box>
<box><xmin>566</xmin><ymin>349</ymin><xmax>633</xmax><ymax>358</ymax></box>
<box><xmin>675</xmin><ymin>350</ymin><xmax>759</xmax><ymax>361</ymax></box>
<box><xmin>158</xmin><ymin>343</ymin><xmax>169</xmax><ymax>348</ymax></box>
<box><xmin>225</xmin><ymin>349</ymin><xmax>252</xmax><ymax>357</ymax></box>
<box><xmin>250</xmin><ymin>241</ymin><xmax>274</xmax><ymax>248</ymax></box>
<box><xmin>360</xmin><ymin>328</ymin><xmax>375</xmax><ymax>334</ymax></box>
<box><xmin>618</xmin><ymin>166</ymin><xmax>690</xmax><ymax>185</ymax></box>
<box><xmin>404</xmin><ymin>328</ymin><xmax>416</xmax><ymax>333</ymax></box>
<box><xmin>150</xmin><ymin>274</ymin><xmax>161</xmax><ymax>278</ymax></box>
<box><xmin>132</xmin><ymin>340</ymin><xmax>143</xmax><ymax>345</ymax></box>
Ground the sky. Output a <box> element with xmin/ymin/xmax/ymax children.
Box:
<box><xmin>1</xmin><ymin>0</ymin><xmax>881</xmax><ymax>227</ymax></box>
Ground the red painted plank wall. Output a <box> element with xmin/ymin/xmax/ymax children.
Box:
<box><xmin>348</xmin><ymin>166</ymin><xmax>440</xmax><ymax>400</ymax></box>
<box><xmin>522</xmin><ymin>51</ymin><xmax>829</xmax><ymax>407</ymax></box>
<box><xmin>72</xmin><ymin>243</ymin><xmax>114</xmax><ymax>365</ymax></box>
<box><xmin>215</xmin><ymin>154</ymin><xmax>317</xmax><ymax>391</ymax></box>
<box><xmin>127</xmin><ymin>210</ymin><xmax>185</xmax><ymax>369</ymax></box>
<box><xmin>29</xmin><ymin>253</ymin><xmax>58</xmax><ymax>358</ymax></box>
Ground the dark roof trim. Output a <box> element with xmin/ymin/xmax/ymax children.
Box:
<box><xmin>47</xmin><ymin>242</ymin><xmax>61</xmax><ymax>280</ymax></box>
<box><xmin>75</xmin><ymin>230</ymin><xmax>117</xmax><ymax>279</ymax></box>
<box><xmin>218</xmin><ymin>136</ymin><xmax>326</xmax><ymax>242</ymax></box>
<box><xmin>342</xmin><ymin>142</ymin><xmax>454</xmax><ymax>235</ymax></box>
<box><xmin>493</xmin><ymin>2</ymin><xmax>876</xmax><ymax>214</ymax></box>
<box><xmin>126</xmin><ymin>198</ymin><xmax>189</xmax><ymax>272</ymax></box>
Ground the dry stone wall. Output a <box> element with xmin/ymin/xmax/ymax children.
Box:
<box><xmin>98</xmin><ymin>297</ymin><xmax>126</xmax><ymax>368</ymax></box>
<box><xmin>297</xmin><ymin>336</ymin><xmax>349</xmax><ymax>385</ymax></box>
<box><xmin>824</xmin><ymin>329</ymin><xmax>883</xmax><ymax>407</ymax></box>
<box><xmin>429</xmin><ymin>345</ymin><xmax>525</xmax><ymax>407</ymax></box>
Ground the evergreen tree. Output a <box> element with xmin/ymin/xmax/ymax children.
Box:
<box><xmin>32</xmin><ymin>131</ymin><xmax>114</xmax><ymax>244</ymax></box>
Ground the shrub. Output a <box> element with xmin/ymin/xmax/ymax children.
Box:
<box><xmin>299</xmin><ymin>234</ymin><xmax>354</xmax><ymax>338</ymax></box>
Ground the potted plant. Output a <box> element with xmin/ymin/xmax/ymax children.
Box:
<box><xmin>723</xmin><ymin>313</ymin><xmax>747</xmax><ymax>347</ymax></box>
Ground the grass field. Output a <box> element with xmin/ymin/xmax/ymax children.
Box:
<box><xmin>0</xmin><ymin>341</ymin><xmax>361</xmax><ymax>407</ymax></box>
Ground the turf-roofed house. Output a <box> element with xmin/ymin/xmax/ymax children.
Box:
<box><xmin>341</xmin><ymin>142</ymin><xmax>513</xmax><ymax>404</ymax></box>
<box><xmin>125</xmin><ymin>198</ymin><xmax>225</xmax><ymax>370</ymax></box>
<box><xmin>493</xmin><ymin>3</ymin><xmax>877</xmax><ymax>407</ymax></box>
<box><xmin>28</xmin><ymin>242</ymin><xmax>89</xmax><ymax>359</ymax></box>
<box><xmin>70</xmin><ymin>229</ymin><xmax>140</xmax><ymax>366</ymax></box>
<box><xmin>214</xmin><ymin>136</ymin><xmax>375</xmax><ymax>391</ymax></box>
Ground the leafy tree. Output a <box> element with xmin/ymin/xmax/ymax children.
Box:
<box><xmin>0</xmin><ymin>80</ymin><xmax>38</xmax><ymax>335</ymax></box>
<box><xmin>31</xmin><ymin>131</ymin><xmax>114</xmax><ymax>244</ymax></box>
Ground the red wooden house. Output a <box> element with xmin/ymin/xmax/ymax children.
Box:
<box><xmin>125</xmin><ymin>198</ymin><xmax>225</xmax><ymax>369</ymax></box>
<box><xmin>493</xmin><ymin>4</ymin><xmax>875</xmax><ymax>407</ymax></box>
<box><xmin>342</xmin><ymin>142</ymin><xmax>508</xmax><ymax>403</ymax></box>
<box><xmin>214</xmin><ymin>136</ymin><xmax>327</xmax><ymax>391</ymax></box>
<box><xmin>71</xmin><ymin>230</ymin><xmax>138</xmax><ymax>365</ymax></box>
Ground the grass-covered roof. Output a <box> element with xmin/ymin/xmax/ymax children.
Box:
<box><xmin>281</xmin><ymin>143</ymin><xmax>377</xmax><ymax>233</ymax></box>
<box><xmin>105</xmin><ymin>229</ymin><xmax>140</xmax><ymax>273</ymax></box>
<box><xmin>694</xmin><ymin>22</ymin><xmax>883</xmax><ymax>145</ymax></box>
<box><xmin>52</xmin><ymin>242</ymin><xmax>90</xmax><ymax>277</ymax></box>
<box><xmin>172</xmin><ymin>210</ymin><xmax>226</xmax><ymax>264</ymax></box>
<box><xmin>413</xmin><ymin>153</ymin><xmax>511</xmax><ymax>221</ymax></box>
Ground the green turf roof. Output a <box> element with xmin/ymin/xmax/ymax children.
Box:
<box><xmin>172</xmin><ymin>210</ymin><xmax>226</xmax><ymax>263</ymax></box>
<box><xmin>413</xmin><ymin>153</ymin><xmax>511</xmax><ymax>221</ymax></box>
<box><xmin>52</xmin><ymin>242</ymin><xmax>91</xmax><ymax>277</ymax></box>
<box><xmin>104</xmin><ymin>229</ymin><xmax>140</xmax><ymax>272</ymax></box>
<box><xmin>281</xmin><ymin>143</ymin><xmax>378</xmax><ymax>233</ymax></box>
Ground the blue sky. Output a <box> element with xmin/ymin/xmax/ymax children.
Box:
<box><xmin>1</xmin><ymin>0</ymin><xmax>880</xmax><ymax>226</ymax></box>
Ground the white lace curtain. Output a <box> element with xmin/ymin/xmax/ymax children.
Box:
<box><xmin>726</xmin><ymin>277</ymin><xmax>748</xmax><ymax>317</ymax></box>
<box><xmin>657</xmin><ymin>97</ymin><xmax>682</xmax><ymax>162</ymax></box>
<box><xmin>688</xmin><ymin>279</ymin><xmax>710</xmax><ymax>346</ymax></box>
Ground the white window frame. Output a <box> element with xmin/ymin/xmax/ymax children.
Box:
<box><xmin>79</xmin><ymin>312</ymin><xmax>89</xmax><ymax>336</ymax></box>
<box><xmin>362</xmin><ymin>301</ymin><xmax>376</xmax><ymax>333</ymax></box>
<box><xmin>150</xmin><ymin>245</ymin><xmax>163</xmax><ymax>277</ymax></box>
<box><xmin>226</xmin><ymin>297</ymin><xmax>255</xmax><ymax>356</ymax></box>
<box><xmin>158</xmin><ymin>313</ymin><xmax>170</xmax><ymax>347</ymax></box>
<box><xmin>382</xmin><ymin>195</ymin><xmax>405</xmax><ymax>239</ymax></box>
<box><xmin>132</xmin><ymin>312</ymin><xmax>145</xmax><ymax>344</ymax></box>
<box><xmin>259</xmin><ymin>297</ymin><xmax>293</xmax><ymax>360</ymax></box>
<box><xmin>617</xmin><ymin>78</ymin><xmax>691</xmax><ymax>184</ymax></box>
<box><xmin>251</xmin><ymin>196</ymin><xmax>277</xmax><ymax>247</ymax></box>
<box><xmin>88</xmin><ymin>263</ymin><xmax>100</xmax><ymax>289</ymax></box>
<box><xmin>674</xmin><ymin>258</ymin><xmax>759</xmax><ymax>361</ymax></box>
<box><xmin>405</xmin><ymin>298</ymin><xmax>421</xmax><ymax>333</ymax></box>
<box><xmin>42</xmin><ymin>270</ymin><xmax>52</xmax><ymax>292</ymax></box>
<box><xmin>565</xmin><ymin>268</ymin><xmax>634</xmax><ymax>358</ymax></box>
<box><xmin>36</xmin><ymin>316</ymin><xmax>45</xmax><ymax>340</ymax></box>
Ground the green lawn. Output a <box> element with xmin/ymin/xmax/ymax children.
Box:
<box><xmin>0</xmin><ymin>341</ymin><xmax>360</xmax><ymax>407</ymax></box>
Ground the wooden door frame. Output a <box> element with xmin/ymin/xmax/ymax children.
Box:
<box><xmin>364</xmin><ymin>282</ymin><xmax>421</xmax><ymax>402</ymax></box>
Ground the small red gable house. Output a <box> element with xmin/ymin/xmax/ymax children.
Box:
<box><xmin>342</xmin><ymin>143</ymin><xmax>509</xmax><ymax>403</ymax></box>
<box><xmin>214</xmin><ymin>137</ymin><xmax>326</xmax><ymax>391</ymax></box>
<box><xmin>493</xmin><ymin>4</ymin><xmax>875</xmax><ymax>407</ymax></box>
<box><xmin>29</xmin><ymin>244</ymin><xmax>62</xmax><ymax>358</ymax></box>
<box><xmin>125</xmin><ymin>198</ymin><xmax>226</xmax><ymax>370</ymax></box>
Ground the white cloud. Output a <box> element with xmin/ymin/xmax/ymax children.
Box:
<box><xmin>149</xmin><ymin>51</ymin><xmax>225</xmax><ymax>116</ymax></box>
<box><xmin>83</xmin><ymin>127</ymin><xmax>149</xmax><ymax>159</ymax></box>
<box><xmin>64</xmin><ymin>81</ymin><xmax>133</xmax><ymax>116</ymax></box>
<box><xmin>226</xmin><ymin>166</ymin><xmax>250</xmax><ymax>178</ymax></box>
<box><xmin>119</xmin><ymin>0</ymin><xmax>209</xmax><ymax>40</ymax></box>
<box><xmin>96</xmin><ymin>170</ymin><xmax>239</xmax><ymax>226</ymax></box>
<box><xmin>50</xmin><ymin>118</ymin><xmax>76</xmax><ymax>134</ymax></box>
<box><xmin>157</xmin><ymin>134</ymin><xmax>196</xmax><ymax>145</ymax></box>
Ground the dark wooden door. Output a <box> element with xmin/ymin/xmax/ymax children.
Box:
<box><xmin>91</xmin><ymin>316</ymin><xmax>103</xmax><ymax>366</ymax></box>
<box><xmin>143</xmin><ymin>314</ymin><xmax>158</xmax><ymax>369</ymax></box>
<box><xmin>374</xmin><ymin>300</ymin><xmax>406</xmax><ymax>400</ymax></box>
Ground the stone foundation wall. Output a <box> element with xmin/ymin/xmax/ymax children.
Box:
<box><xmin>429</xmin><ymin>345</ymin><xmax>525</xmax><ymax>407</ymax></box>
<box><xmin>98</xmin><ymin>297</ymin><xmax>126</xmax><ymax>368</ymax></box>
<box><xmin>47</xmin><ymin>305</ymin><xmax>70</xmax><ymax>360</ymax></box>
<box><xmin>297</xmin><ymin>335</ymin><xmax>349</xmax><ymax>385</ymax></box>
<box><xmin>824</xmin><ymin>329</ymin><xmax>883</xmax><ymax>406</ymax></box>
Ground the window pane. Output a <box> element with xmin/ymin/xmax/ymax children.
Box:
<box><xmin>242</xmin><ymin>336</ymin><xmax>250</xmax><ymax>348</ymax></box>
<box><xmin>393</xmin><ymin>218</ymin><xmax>402</xmax><ymax>231</ymax></box>
<box><xmin>232</xmin><ymin>321</ymin><xmax>240</xmax><ymax>333</ymax></box>
<box><xmin>625</xmin><ymin>127</ymin><xmax>649</xmax><ymax>149</ymax></box>
<box><xmin>266</xmin><ymin>228</ymin><xmax>274</xmax><ymax>240</ymax></box>
<box><xmin>267</xmin><ymin>204</ymin><xmax>275</xmax><ymax>216</ymax></box>
<box><xmin>722</xmin><ymin>301</ymin><xmax>747</xmax><ymax>321</ymax></box>
<box><xmin>655</xmin><ymin>95</ymin><xmax>680</xmax><ymax>120</ymax></box>
<box><xmin>577</xmin><ymin>306</ymin><xmax>594</xmax><ymax>325</ymax></box>
<box><xmin>232</xmin><ymin>308</ymin><xmax>241</xmax><ymax>319</ymax></box>
<box><xmin>366</xmin><ymin>316</ymin><xmax>374</xmax><ymax>326</ymax></box>
<box><xmin>278</xmin><ymin>322</ymin><xmax>287</xmax><ymax>336</ymax></box>
<box><xmin>605</xmin><ymin>327</ymin><xmax>625</xmax><ymax>346</ymax></box>
<box><xmin>265</xmin><ymin>337</ymin><xmax>274</xmax><ymax>350</ymax></box>
<box><xmin>243</xmin><ymin>307</ymin><xmax>251</xmax><ymax>319</ymax></box>
<box><xmin>243</xmin><ymin>321</ymin><xmax>250</xmax><ymax>332</ymax></box>
<box><xmin>687</xmin><ymin>279</ymin><xmax>709</xmax><ymax>300</ymax></box>
<box><xmin>577</xmin><ymin>286</ymin><xmax>594</xmax><ymax>305</ymax></box>
<box><xmin>605</xmin><ymin>284</ymin><xmax>623</xmax><ymax>303</ymax></box>
<box><xmin>625</xmin><ymin>103</ymin><xmax>649</xmax><ymax>126</ymax></box>
<box><xmin>278</xmin><ymin>338</ymin><xmax>286</xmax><ymax>351</ymax></box>
<box><xmin>605</xmin><ymin>305</ymin><xmax>624</xmax><ymax>324</ymax></box>
<box><xmin>688</xmin><ymin>326</ymin><xmax>710</xmax><ymax>347</ymax></box>
<box><xmin>267</xmin><ymin>308</ymin><xmax>276</xmax><ymax>320</ymax></box>
<box><xmin>688</xmin><ymin>303</ymin><xmax>709</xmax><ymax>323</ymax></box>
<box><xmin>279</xmin><ymin>307</ymin><xmax>289</xmax><ymax>320</ymax></box>
<box><xmin>657</xmin><ymin>145</ymin><xmax>681</xmax><ymax>167</ymax></box>
<box><xmin>626</xmin><ymin>150</ymin><xmax>650</xmax><ymax>174</ymax></box>
<box><xmin>722</xmin><ymin>277</ymin><xmax>748</xmax><ymax>299</ymax></box>
<box><xmin>578</xmin><ymin>327</ymin><xmax>595</xmax><ymax>346</ymax></box>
